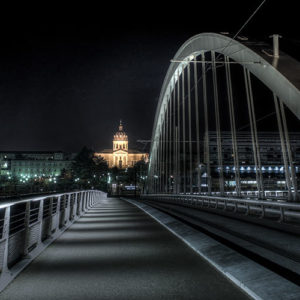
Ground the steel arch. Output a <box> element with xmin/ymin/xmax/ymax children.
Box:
<box><xmin>150</xmin><ymin>32</ymin><xmax>300</xmax><ymax>161</ymax></box>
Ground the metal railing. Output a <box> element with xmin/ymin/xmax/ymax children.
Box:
<box><xmin>141</xmin><ymin>194</ymin><xmax>300</xmax><ymax>224</ymax></box>
<box><xmin>0</xmin><ymin>190</ymin><xmax>100</xmax><ymax>291</ymax></box>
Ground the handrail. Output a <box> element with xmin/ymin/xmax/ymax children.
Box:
<box><xmin>145</xmin><ymin>193</ymin><xmax>300</xmax><ymax>208</ymax></box>
<box><xmin>142</xmin><ymin>194</ymin><xmax>300</xmax><ymax>223</ymax></box>
<box><xmin>0</xmin><ymin>189</ymin><xmax>101</xmax><ymax>292</ymax></box>
<box><xmin>0</xmin><ymin>190</ymin><xmax>92</xmax><ymax>209</ymax></box>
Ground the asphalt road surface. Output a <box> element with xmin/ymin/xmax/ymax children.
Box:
<box><xmin>0</xmin><ymin>194</ymin><xmax>250</xmax><ymax>299</ymax></box>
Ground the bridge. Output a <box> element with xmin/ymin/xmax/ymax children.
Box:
<box><xmin>1</xmin><ymin>33</ymin><xmax>300</xmax><ymax>299</ymax></box>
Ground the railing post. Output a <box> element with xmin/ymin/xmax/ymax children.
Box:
<box><xmin>1</xmin><ymin>206</ymin><xmax>11</xmax><ymax>274</ymax></box>
<box><xmin>79</xmin><ymin>192</ymin><xmax>83</xmax><ymax>215</ymax></box>
<box><xmin>279</xmin><ymin>206</ymin><xmax>285</xmax><ymax>222</ymax></box>
<box><xmin>23</xmin><ymin>201</ymin><xmax>31</xmax><ymax>257</ymax></box>
<box><xmin>83</xmin><ymin>192</ymin><xmax>86</xmax><ymax>212</ymax></box>
<box><xmin>92</xmin><ymin>191</ymin><xmax>95</xmax><ymax>206</ymax></box>
<box><xmin>85</xmin><ymin>192</ymin><xmax>89</xmax><ymax>210</ymax></box>
<box><xmin>47</xmin><ymin>197</ymin><xmax>54</xmax><ymax>237</ymax></box>
<box><xmin>88</xmin><ymin>192</ymin><xmax>91</xmax><ymax>209</ymax></box>
<box><xmin>245</xmin><ymin>202</ymin><xmax>250</xmax><ymax>216</ymax></box>
<box><xmin>82</xmin><ymin>192</ymin><xmax>86</xmax><ymax>212</ymax></box>
<box><xmin>55</xmin><ymin>196</ymin><xmax>61</xmax><ymax>231</ymax></box>
<box><xmin>234</xmin><ymin>201</ymin><xmax>238</xmax><ymax>212</ymax></box>
<box><xmin>65</xmin><ymin>195</ymin><xmax>70</xmax><ymax>225</ymax></box>
<box><xmin>261</xmin><ymin>204</ymin><xmax>265</xmax><ymax>218</ymax></box>
<box><xmin>37</xmin><ymin>199</ymin><xmax>44</xmax><ymax>244</ymax></box>
<box><xmin>73</xmin><ymin>193</ymin><xmax>78</xmax><ymax>218</ymax></box>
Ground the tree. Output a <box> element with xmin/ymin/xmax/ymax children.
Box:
<box><xmin>71</xmin><ymin>146</ymin><xmax>108</xmax><ymax>190</ymax></box>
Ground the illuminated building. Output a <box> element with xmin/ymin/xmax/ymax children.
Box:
<box><xmin>95</xmin><ymin>121</ymin><xmax>148</xmax><ymax>168</ymax></box>
<box><xmin>0</xmin><ymin>151</ymin><xmax>75</xmax><ymax>178</ymax></box>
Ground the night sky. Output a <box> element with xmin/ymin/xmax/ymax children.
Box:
<box><xmin>0</xmin><ymin>1</ymin><xmax>298</xmax><ymax>153</ymax></box>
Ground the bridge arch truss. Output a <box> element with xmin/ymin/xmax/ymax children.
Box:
<box><xmin>147</xmin><ymin>33</ymin><xmax>300</xmax><ymax>201</ymax></box>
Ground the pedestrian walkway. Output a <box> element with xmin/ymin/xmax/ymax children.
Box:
<box><xmin>0</xmin><ymin>194</ymin><xmax>249</xmax><ymax>299</ymax></box>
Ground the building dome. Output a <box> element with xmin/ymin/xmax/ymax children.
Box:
<box><xmin>95</xmin><ymin>120</ymin><xmax>149</xmax><ymax>169</ymax></box>
<box><xmin>113</xmin><ymin>120</ymin><xmax>128</xmax><ymax>141</ymax></box>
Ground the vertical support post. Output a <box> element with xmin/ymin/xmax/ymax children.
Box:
<box><xmin>169</xmin><ymin>85</ymin><xmax>173</xmax><ymax>194</ymax></box>
<box><xmin>159</xmin><ymin>125</ymin><xmax>163</xmax><ymax>193</ymax></box>
<box><xmin>72</xmin><ymin>193</ymin><xmax>77</xmax><ymax>219</ymax></box>
<box><xmin>166</xmin><ymin>94</ymin><xmax>169</xmax><ymax>193</ymax></box>
<box><xmin>47</xmin><ymin>197</ymin><xmax>54</xmax><ymax>236</ymax></box>
<box><xmin>164</xmin><ymin>105</ymin><xmax>168</xmax><ymax>193</ymax></box>
<box><xmin>151</xmin><ymin>144</ymin><xmax>155</xmax><ymax>194</ymax></box>
<box><xmin>77</xmin><ymin>193</ymin><xmax>82</xmax><ymax>215</ymax></box>
<box><xmin>182</xmin><ymin>66</ymin><xmax>186</xmax><ymax>194</ymax></box>
<box><xmin>193</xmin><ymin>57</ymin><xmax>201</xmax><ymax>194</ymax></box>
<box><xmin>65</xmin><ymin>195</ymin><xmax>70</xmax><ymax>225</ymax></box>
<box><xmin>187</xmin><ymin>63</ymin><xmax>193</xmax><ymax>194</ymax></box>
<box><xmin>173</xmin><ymin>75</ymin><xmax>176</xmax><ymax>194</ymax></box>
<box><xmin>23</xmin><ymin>201</ymin><xmax>31</xmax><ymax>257</ymax></box>
<box><xmin>177</xmin><ymin>69</ymin><xmax>181</xmax><ymax>194</ymax></box>
<box><xmin>212</xmin><ymin>51</ymin><xmax>224</xmax><ymax>195</ymax></box>
<box><xmin>162</xmin><ymin>110</ymin><xmax>166</xmax><ymax>193</ymax></box>
<box><xmin>37</xmin><ymin>199</ymin><xmax>44</xmax><ymax>243</ymax></box>
<box><xmin>85</xmin><ymin>192</ymin><xmax>89</xmax><ymax>210</ymax></box>
<box><xmin>269</xmin><ymin>34</ymin><xmax>282</xmax><ymax>58</ymax></box>
<box><xmin>153</xmin><ymin>143</ymin><xmax>156</xmax><ymax>194</ymax></box>
<box><xmin>1</xmin><ymin>206</ymin><xmax>11</xmax><ymax>274</ymax></box>
<box><xmin>161</xmin><ymin>121</ymin><xmax>164</xmax><ymax>194</ymax></box>
<box><xmin>274</xmin><ymin>94</ymin><xmax>293</xmax><ymax>200</ymax></box>
<box><xmin>56</xmin><ymin>196</ymin><xmax>61</xmax><ymax>229</ymax></box>
<box><xmin>225</xmin><ymin>55</ymin><xmax>241</xmax><ymax>196</ymax></box>
<box><xmin>175</xmin><ymin>127</ymin><xmax>178</xmax><ymax>194</ymax></box>
<box><xmin>244</xmin><ymin>67</ymin><xmax>264</xmax><ymax>198</ymax></box>
<box><xmin>202</xmin><ymin>52</ymin><xmax>211</xmax><ymax>194</ymax></box>
<box><xmin>280</xmin><ymin>100</ymin><xmax>298</xmax><ymax>200</ymax></box>
<box><xmin>82</xmin><ymin>192</ymin><xmax>86</xmax><ymax>212</ymax></box>
<box><xmin>88</xmin><ymin>192</ymin><xmax>91</xmax><ymax>208</ymax></box>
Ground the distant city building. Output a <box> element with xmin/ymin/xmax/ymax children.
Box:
<box><xmin>0</xmin><ymin>151</ymin><xmax>76</xmax><ymax>179</ymax></box>
<box><xmin>206</xmin><ymin>131</ymin><xmax>300</xmax><ymax>190</ymax></box>
<box><xmin>95</xmin><ymin>121</ymin><xmax>148</xmax><ymax>168</ymax></box>
<box><xmin>207</xmin><ymin>131</ymin><xmax>300</xmax><ymax>170</ymax></box>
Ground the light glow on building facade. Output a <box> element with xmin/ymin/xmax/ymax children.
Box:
<box><xmin>95</xmin><ymin>121</ymin><xmax>148</xmax><ymax>169</ymax></box>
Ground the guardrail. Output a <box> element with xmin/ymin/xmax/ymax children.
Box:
<box><xmin>207</xmin><ymin>190</ymin><xmax>290</xmax><ymax>200</ymax></box>
<box><xmin>0</xmin><ymin>190</ymin><xmax>100</xmax><ymax>291</ymax></box>
<box><xmin>141</xmin><ymin>194</ymin><xmax>300</xmax><ymax>224</ymax></box>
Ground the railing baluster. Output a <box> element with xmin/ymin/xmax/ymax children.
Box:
<box><xmin>23</xmin><ymin>201</ymin><xmax>31</xmax><ymax>257</ymax></box>
<box><xmin>1</xmin><ymin>206</ymin><xmax>11</xmax><ymax>274</ymax></box>
<box><xmin>37</xmin><ymin>199</ymin><xmax>44</xmax><ymax>244</ymax></box>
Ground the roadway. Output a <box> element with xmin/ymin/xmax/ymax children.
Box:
<box><xmin>0</xmin><ymin>194</ymin><xmax>250</xmax><ymax>299</ymax></box>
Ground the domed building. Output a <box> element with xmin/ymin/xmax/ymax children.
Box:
<box><xmin>95</xmin><ymin>121</ymin><xmax>148</xmax><ymax>169</ymax></box>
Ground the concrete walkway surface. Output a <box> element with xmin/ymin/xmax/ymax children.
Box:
<box><xmin>0</xmin><ymin>194</ymin><xmax>250</xmax><ymax>299</ymax></box>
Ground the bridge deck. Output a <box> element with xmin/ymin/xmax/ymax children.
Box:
<box><xmin>0</xmin><ymin>195</ymin><xmax>249</xmax><ymax>299</ymax></box>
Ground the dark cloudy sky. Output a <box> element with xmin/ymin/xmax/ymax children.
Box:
<box><xmin>0</xmin><ymin>1</ymin><xmax>298</xmax><ymax>152</ymax></box>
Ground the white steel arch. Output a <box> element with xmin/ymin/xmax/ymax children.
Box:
<box><xmin>150</xmin><ymin>32</ymin><xmax>300</xmax><ymax>164</ymax></box>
